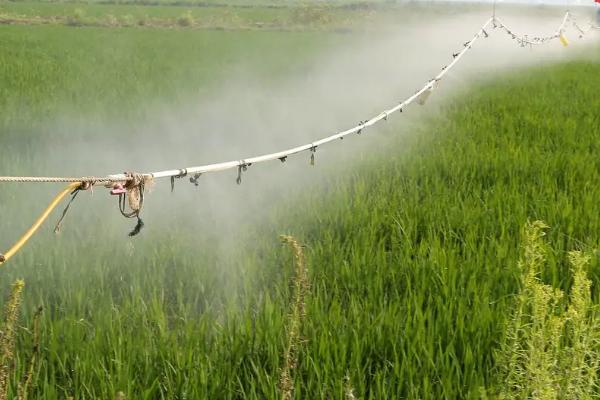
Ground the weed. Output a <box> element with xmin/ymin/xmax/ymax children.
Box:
<box><xmin>65</xmin><ymin>8</ymin><xmax>85</xmax><ymax>26</ymax></box>
<box><xmin>177</xmin><ymin>10</ymin><xmax>194</xmax><ymax>27</ymax></box>
<box><xmin>114</xmin><ymin>391</ymin><xmax>126</xmax><ymax>400</ymax></box>
<box><xmin>344</xmin><ymin>373</ymin><xmax>357</xmax><ymax>400</ymax></box>
<box><xmin>0</xmin><ymin>280</ymin><xmax>24</xmax><ymax>400</ymax></box>
<box><xmin>137</xmin><ymin>14</ymin><xmax>148</xmax><ymax>26</ymax></box>
<box><xmin>120</xmin><ymin>14</ymin><xmax>135</xmax><ymax>27</ymax></box>
<box><xmin>104</xmin><ymin>14</ymin><xmax>118</xmax><ymax>27</ymax></box>
<box><xmin>290</xmin><ymin>6</ymin><xmax>332</xmax><ymax>26</ymax></box>
<box><xmin>495</xmin><ymin>221</ymin><xmax>600</xmax><ymax>398</ymax></box>
<box><xmin>17</xmin><ymin>306</ymin><xmax>42</xmax><ymax>400</ymax></box>
<box><xmin>279</xmin><ymin>236</ymin><xmax>310</xmax><ymax>400</ymax></box>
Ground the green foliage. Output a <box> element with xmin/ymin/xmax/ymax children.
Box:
<box><xmin>495</xmin><ymin>221</ymin><xmax>600</xmax><ymax>399</ymax></box>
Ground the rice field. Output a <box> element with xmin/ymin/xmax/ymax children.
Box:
<box><xmin>1</xmin><ymin>2</ymin><xmax>600</xmax><ymax>399</ymax></box>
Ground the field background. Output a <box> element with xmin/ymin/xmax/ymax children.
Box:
<box><xmin>1</xmin><ymin>1</ymin><xmax>600</xmax><ymax>398</ymax></box>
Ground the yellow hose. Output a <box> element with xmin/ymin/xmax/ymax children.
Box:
<box><xmin>0</xmin><ymin>182</ymin><xmax>81</xmax><ymax>266</ymax></box>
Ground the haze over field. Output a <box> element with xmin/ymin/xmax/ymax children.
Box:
<box><xmin>2</xmin><ymin>0</ymin><xmax>598</xmax><ymax>290</ymax></box>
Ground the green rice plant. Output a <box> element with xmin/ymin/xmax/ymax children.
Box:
<box><xmin>495</xmin><ymin>221</ymin><xmax>600</xmax><ymax>399</ymax></box>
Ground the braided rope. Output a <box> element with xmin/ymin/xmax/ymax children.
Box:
<box><xmin>0</xmin><ymin>176</ymin><xmax>133</xmax><ymax>183</ymax></box>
